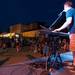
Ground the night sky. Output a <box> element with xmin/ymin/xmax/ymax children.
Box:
<box><xmin>0</xmin><ymin>0</ymin><xmax>75</xmax><ymax>32</ymax></box>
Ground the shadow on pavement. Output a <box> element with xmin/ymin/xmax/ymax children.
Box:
<box><xmin>0</xmin><ymin>57</ymin><xmax>10</xmax><ymax>66</ymax></box>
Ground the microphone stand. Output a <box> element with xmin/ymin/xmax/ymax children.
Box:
<box><xmin>49</xmin><ymin>12</ymin><xmax>63</xmax><ymax>29</ymax></box>
<box><xmin>47</xmin><ymin>12</ymin><xmax>64</xmax><ymax>75</ymax></box>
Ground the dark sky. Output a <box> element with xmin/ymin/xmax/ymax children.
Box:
<box><xmin>0</xmin><ymin>0</ymin><xmax>75</xmax><ymax>32</ymax></box>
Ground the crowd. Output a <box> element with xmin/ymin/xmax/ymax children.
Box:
<box><xmin>29</xmin><ymin>34</ymin><xmax>69</xmax><ymax>57</ymax></box>
<box><xmin>0</xmin><ymin>36</ymin><xmax>23</xmax><ymax>53</ymax></box>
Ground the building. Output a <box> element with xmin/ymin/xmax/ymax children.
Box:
<box><xmin>10</xmin><ymin>24</ymin><xmax>23</xmax><ymax>33</ymax></box>
<box><xmin>9</xmin><ymin>22</ymin><xmax>45</xmax><ymax>38</ymax></box>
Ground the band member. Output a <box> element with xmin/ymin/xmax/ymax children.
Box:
<box><xmin>52</xmin><ymin>1</ymin><xmax>75</xmax><ymax>69</ymax></box>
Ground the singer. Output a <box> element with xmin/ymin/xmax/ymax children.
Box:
<box><xmin>53</xmin><ymin>1</ymin><xmax>75</xmax><ymax>70</ymax></box>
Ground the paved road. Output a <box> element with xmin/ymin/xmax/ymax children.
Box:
<box><xmin>0</xmin><ymin>63</ymin><xmax>43</xmax><ymax>75</ymax></box>
<box><xmin>0</xmin><ymin>52</ymin><xmax>75</xmax><ymax>75</ymax></box>
<box><xmin>0</xmin><ymin>63</ymin><xmax>75</xmax><ymax>75</ymax></box>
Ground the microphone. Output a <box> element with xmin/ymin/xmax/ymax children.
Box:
<box><xmin>58</xmin><ymin>10</ymin><xmax>64</xmax><ymax>16</ymax></box>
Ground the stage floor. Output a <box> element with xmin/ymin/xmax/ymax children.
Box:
<box><xmin>0</xmin><ymin>52</ymin><xmax>75</xmax><ymax>75</ymax></box>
